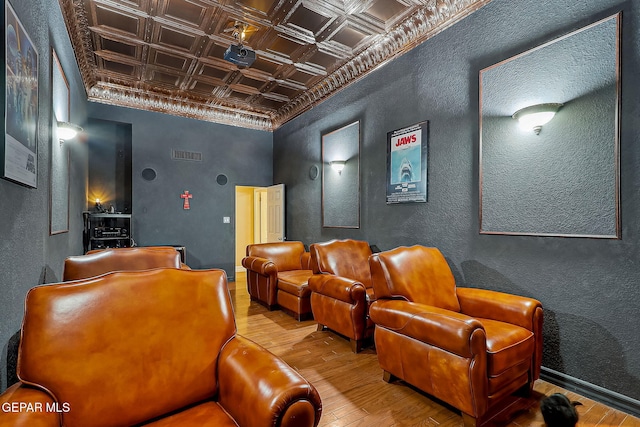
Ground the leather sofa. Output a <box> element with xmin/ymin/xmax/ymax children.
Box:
<box><xmin>308</xmin><ymin>239</ymin><xmax>374</xmax><ymax>352</ymax></box>
<box><xmin>63</xmin><ymin>246</ymin><xmax>186</xmax><ymax>281</ymax></box>
<box><xmin>368</xmin><ymin>245</ymin><xmax>543</xmax><ymax>427</ymax></box>
<box><xmin>0</xmin><ymin>268</ymin><xmax>322</xmax><ymax>427</ymax></box>
<box><xmin>242</xmin><ymin>241</ymin><xmax>314</xmax><ymax>320</ymax></box>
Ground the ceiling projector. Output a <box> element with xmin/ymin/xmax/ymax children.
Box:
<box><xmin>224</xmin><ymin>44</ymin><xmax>256</xmax><ymax>67</ymax></box>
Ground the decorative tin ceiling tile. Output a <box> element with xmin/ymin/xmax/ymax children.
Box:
<box><xmin>285</xmin><ymin>3</ymin><xmax>333</xmax><ymax>37</ymax></box>
<box><xmin>153</xmin><ymin>24</ymin><xmax>200</xmax><ymax>52</ymax></box>
<box><xmin>158</xmin><ymin>0</ymin><xmax>212</xmax><ymax>29</ymax></box>
<box><xmin>60</xmin><ymin>0</ymin><xmax>492</xmax><ymax>130</ymax></box>
<box><xmin>149</xmin><ymin>47</ymin><xmax>192</xmax><ymax>71</ymax></box>
<box><xmin>95</xmin><ymin>35</ymin><xmax>141</xmax><ymax>59</ymax></box>
<box><xmin>328</xmin><ymin>21</ymin><xmax>371</xmax><ymax>50</ymax></box>
<box><xmin>189</xmin><ymin>79</ymin><xmax>221</xmax><ymax>95</ymax></box>
<box><xmin>232</xmin><ymin>0</ymin><xmax>278</xmax><ymax>17</ymax></box>
<box><xmin>99</xmin><ymin>58</ymin><xmax>138</xmax><ymax>76</ymax></box>
<box><xmin>147</xmin><ymin>69</ymin><xmax>183</xmax><ymax>88</ymax></box>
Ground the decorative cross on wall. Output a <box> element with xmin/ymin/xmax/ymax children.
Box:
<box><xmin>180</xmin><ymin>190</ymin><xmax>192</xmax><ymax>210</ymax></box>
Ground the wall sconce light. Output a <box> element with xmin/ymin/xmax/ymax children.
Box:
<box><xmin>330</xmin><ymin>160</ymin><xmax>346</xmax><ymax>174</ymax></box>
<box><xmin>512</xmin><ymin>103</ymin><xmax>563</xmax><ymax>135</ymax></box>
<box><xmin>57</xmin><ymin>121</ymin><xmax>83</xmax><ymax>142</ymax></box>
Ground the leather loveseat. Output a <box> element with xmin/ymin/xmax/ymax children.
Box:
<box><xmin>242</xmin><ymin>241</ymin><xmax>314</xmax><ymax>320</ymax></box>
<box><xmin>368</xmin><ymin>245</ymin><xmax>543</xmax><ymax>427</ymax></box>
<box><xmin>308</xmin><ymin>239</ymin><xmax>374</xmax><ymax>352</ymax></box>
<box><xmin>0</xmin><ymin>268</ymin><xmax>322</xmax><ymax>427</ymax></box>
<box><xmin>63</xmin><ymin>246</ymin><xmax>186</xmax><ymax>281</ymax></box>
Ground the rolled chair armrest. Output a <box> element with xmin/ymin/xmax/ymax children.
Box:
<box><xmin>218</xmin><ymin>336</ymin><xmax>322</xmax><ymax>427</ymax></box>
<box><xmin>0</xmin><ymin>383</ymin><xmax>61</xmax><ymax>427</ymax></box>
<box><xmin>242</xmin><ymin>256</ymin><xmax>277</xmax><ymax>276</ymax></box>
<box><xmin>300</xmin><ymin>252</ymin><xmax>312</xmax><ymax>270</ymax></box>
<box><xmin>457</xmin><ymin>287</ymin><xmax>542</xmax><ymax>331</ymax></box>
<box><xmin>308</xmin><ymin>274</ymin><xmax>366</xmax><ymax>304</ymax></box>
<box><xmin>369</xmin><ymin>300</ymin><xmax>486</xmax><ymax>358</ymax></box>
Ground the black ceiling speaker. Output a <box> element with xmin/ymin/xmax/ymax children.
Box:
<box><xmin>141</xmin><ymin>168</ymin><xmax>156</xmax><ymax>181</ymax></box>
<box><xmin>216</xmin><ymin>174</ymin><xmax>228</xmax><ymax>186</ymax></box>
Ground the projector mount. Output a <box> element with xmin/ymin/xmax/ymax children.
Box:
<box><xmin>224</xmin><ymin>21</ymin><xmax>252</xmax><ymax>48</ymax></box>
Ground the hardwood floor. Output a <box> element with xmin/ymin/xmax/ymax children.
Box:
<box><xmin>228</xmin><ymin>279</ymin><xmax>640</xmax><ymax>427</ymax></box>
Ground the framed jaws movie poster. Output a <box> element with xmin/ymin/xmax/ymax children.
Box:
<box><xmin>3</xmin><ymin>1</ymin><xmax>39</xmax><ymax>188</ymax></box>
<box><xmin>386</xmin><ymin>121</ymin><xmax>429</xmax><ymax>204</ymax></box>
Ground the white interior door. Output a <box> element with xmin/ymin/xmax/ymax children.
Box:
<box><xmin>253</xmin><ymin>188</ymin><xmax>268</xmax><ymax>243</ymax></box>
<box><xmin>267</xmin><ymin>184</ymin><xmax>285</xmax><ymax>242</ymax></box>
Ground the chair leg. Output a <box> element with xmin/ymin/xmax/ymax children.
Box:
<box><xmin>462</xmin><ymin>413</ymin><xmax>479</xmax><ymax>427</ymax></box>
<box><xmin>382</xmin><ymin>371</ymin><xmax>397</xmax><ymax>383</ymax></box>
<box><xmin>316</xmin><ymin>323</ymin><xmax>325</xmax><ymax>331</ymax></box>
<box><xmin>350</xmin><ymin>338</ymin><xmax>363</xmax><ymax>353</ymax></box>
<box><xmin>516</xmin><ymin>380</ymin><xmax>534</xmax><ymax>398</ymax></box>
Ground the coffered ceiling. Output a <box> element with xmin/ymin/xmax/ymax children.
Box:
<box><xmin>59</xmin><ymin>0</ymin><xmax>490</xmax><ymax>131</ymax></box>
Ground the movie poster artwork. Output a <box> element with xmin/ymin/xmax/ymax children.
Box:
<box><xmin>3</xmin><ymin>1</ymin><xmax>38</xmax><ymax>188</ymax></box>
<box><xmin>386</xmin><ymin>121</ymin><xmax>428</xmax><ymax>204</ymax></box>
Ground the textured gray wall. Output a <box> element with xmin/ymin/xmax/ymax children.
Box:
<box><xmin>0</xmin><ymin>0</ymin><xmax>88</xmax><ymax>391</ymax></box>
<box><xmin>87</xmin><ymin>102</ymin><xmax>273</xmax><ymax>276</ymax></box>
<box><xmin>274</xmin><ymin>0</ymin><xmax>640</xmax><ymax>401</ymax></box>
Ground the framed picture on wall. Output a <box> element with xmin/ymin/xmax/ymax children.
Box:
<box><xmin>3</xmin><ymin>1</ymin><xmax>39</xmax><ymax>188</ymax></box>
<box><xmin>386</xmin><ymin>120</ymin><xmax>429</xmax><ymax>204</ymax></box>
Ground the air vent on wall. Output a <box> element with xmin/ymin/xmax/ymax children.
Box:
<box><xmin>171</xmin><ymin>149</ymin><xmax>203</xmax><ymax>162</ymax></box>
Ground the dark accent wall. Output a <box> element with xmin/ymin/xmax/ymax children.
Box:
<box><xmin>274</xmin><ymin>0</ymin><xmax>640</xmax><ymax>402</ymax></box>
<box><xmin>0</xmin><ymin>0</ymin><xmax>89</xmax><ymax>391</ymax></box>
<box><xmin>87</xmin><ymin>118</ymin><xmax>133</xmax><ymax>213</ymax></box>
<box><xmin>87</xmin><ymin>103</ymin><xmax>273</xmax><ymax>276</ymax></box>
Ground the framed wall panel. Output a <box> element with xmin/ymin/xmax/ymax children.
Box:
<box><xmin>479</xmin><ymin>13</ymin><xmax>621</xmax><ymax>238</ymax></box>
<box><xmin>50</xmin><ymin>48</ymin><xmax>70</xmax><ymax>234</ymax></box>
<box><xmin>322</xmin><ymin>121</ymin><xmax>360</xmax><ymax>228</ymax></box>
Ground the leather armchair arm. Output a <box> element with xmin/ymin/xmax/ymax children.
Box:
<box><xmin>308</xmin><ymin>274</ymin><xmax>366</xmax><ymax>304</ymax></box>
<box><xmin>218</xmin><ymin>336</ymin><xmax>322</xmax><ymax>427</ymax></box>
<box><xmin>369</xmin><ymin>300</ymin><xmax>486</xmax><ymax>358</ymax></box>
<box><xmin>457</xmin><ymin>287</ymin><xmax>542</xmax><ymax>331</ymax></box>
<box><xmin>241</xmin><ymin>256</ymin><xmax>277</xmax><ymax>276</ymax></box>
<box><xmin>0</xmin><ymin>383</ymin><xmax>61</xmax><ymax>427</ymax></box>
<box><xmin>300</xmin><ymin>252</ymin><xmax>312</xmax><ymax>270</ymax></box>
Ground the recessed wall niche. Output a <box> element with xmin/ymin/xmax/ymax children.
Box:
<box><xmin>86</xmin><ymin>118</ymin><xmax>132</xmax><ymax>213</ymax></box>
<box><xmin>479</xmin><ymin>13</ymin><xmax>620</xmax><ymax>238</ymax></box>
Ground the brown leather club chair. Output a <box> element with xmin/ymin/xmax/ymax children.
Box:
<box><xmin>0</xmin><ymin>268</ymin><xmax>322</xmax><ymax>427</ymax></box>
<box><xmin>63</xmin><ymin>246</ymin><xmax>186</xmax><ymax>281</ymax></box>
<box><xmin>368</xmin><ymin>245</ymin><xmax>543</xmax><ymax>427</ymax></box>
<box><xmin>308</xmin><ymin>239</ymin><xmax>374</xmax><ymax>353</ymax></box>
<box><xmin>242</xmin><ymin>241</ymin><xmax>314</xmax><ymax>320</ymax></box>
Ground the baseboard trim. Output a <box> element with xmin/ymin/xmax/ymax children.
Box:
<box><xmin>541</xmin><ymin>367</ymin><xmax>640</xmax><ymax>418</ymax></box>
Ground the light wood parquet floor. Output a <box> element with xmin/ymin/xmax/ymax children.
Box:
<box><xmin>229</xmin><ymin>277</ymin><xmax>640</xmax><ymax>427</ymax></box>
